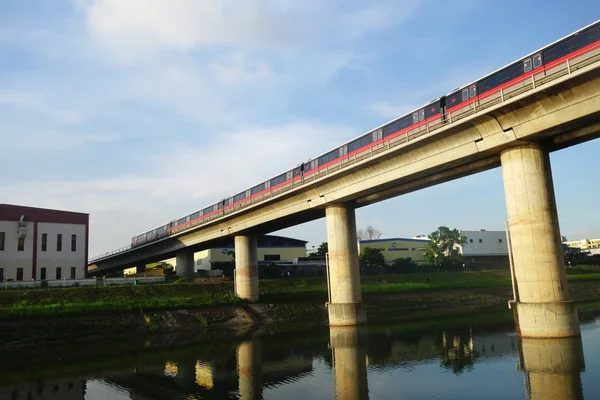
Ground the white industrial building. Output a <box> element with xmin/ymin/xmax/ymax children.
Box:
<box><xmin>459</xmin><ymin>230</ymin><xmax>510</xmax><ymax>270</ymax></box>
<box><xmin>0</xmin><ymin>204</ymin><xmax>89</xmax><ymax>281</ymax></box>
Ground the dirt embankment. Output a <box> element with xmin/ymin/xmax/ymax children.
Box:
<box><xmin>2</xmin><ymin>281</ymin><xmax>600</xmax><ymax>349</ymax></box>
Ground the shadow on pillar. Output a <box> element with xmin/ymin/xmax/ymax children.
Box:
<box><xmin>330</xmin><ymin>326</ymin><xmax>369</xmax><ymax>400</ymax></box>
<box><xmin>518</xmin><ymin>335</ymin><xmax>585</xmax><ymax>400</ymax></box>
<box><xmin>235</xmin><ymin>235</ymin><xmax>259</xmax><ymax>303</ymax></box>
<box><xmin>176</xmin><ymin>251</ymin><xmax>195</xmax><ymax>279</ymax></box>
<box><xmin>325</xmin><ymin>203</ymin><xmax>366</xmax><ymax>326</ymax></box>
<box><xmin>237</xmin><ymin>337</ymin><xmax>262</xmax><ymax>400</ymax></box>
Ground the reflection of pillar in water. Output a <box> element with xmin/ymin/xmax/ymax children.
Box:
<box><xmin>237</xmin><ymin>338</ymin><xmax>262</xmax><ymax>400</ymax></box>
<box><xmin>330</xmin><ymin>326</ymin><xmax>369</xmax><ymax>400</ymax></box>
<box><xmin>175</xmin><ymin>359</ymin><xmax>198</xmax><ymax>389</ymax></box>
<box><xmin>519</xmin><ymin>336</ymin><xmax>585</xmax><ymax>400</ymax></box>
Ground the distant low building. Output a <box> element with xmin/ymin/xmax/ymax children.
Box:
<box><xmin>563</xmin><ymin>238</ymin><xmax>600</xmax><ymax>251</ymax></box>
<box><xmin>358</xmin><ymin>238</ymin><xmax>430</xmax><ymax>264</ymax></box>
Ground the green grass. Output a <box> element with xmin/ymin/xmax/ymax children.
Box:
<box><xmin>1</xmin><ymin>269</ymin><xmax>599</xmax><ymax>318</ymax></box>
<box><xmin>0</xmin><ymin>283</ymin><xmax>239</xmax><ymax>318</ymax></box>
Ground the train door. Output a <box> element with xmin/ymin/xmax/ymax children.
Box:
<box><xmin>440</xmin><ymin>96</ymin><xmax>447</xmax><ymax>123</ymax></box>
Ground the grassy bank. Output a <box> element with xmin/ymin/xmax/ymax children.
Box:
<box><xmin>1</xmin><ymin>269</ymin><xmax>600</xmax><ymax>319</ymax></box>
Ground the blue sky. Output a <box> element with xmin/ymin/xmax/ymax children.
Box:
<box><xmin>1</xmin><ymin>1</ymin><xmax>599</xmax><ymax>257</ymax></box>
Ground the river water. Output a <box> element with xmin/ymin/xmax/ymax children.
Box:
<box><xmin>2</xmin><ymin>309</ymin><xmax>600</xmax><ymax>400</ymax></box>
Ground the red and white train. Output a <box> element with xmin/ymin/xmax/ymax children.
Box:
<box><xmin>131</xmin><ymin>20</ymin><xmax>600</xmax><ymax>248</ymax></box>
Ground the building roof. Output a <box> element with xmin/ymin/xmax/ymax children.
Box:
<box><xmin>359</xmin><ymin>237</ymin><xmax>431</xmax><ymax>244</ymax></box>
<box><xmin>0</xmin><ymin>203</ymin><xmax>89</xmax><ymax>225</ymax></box>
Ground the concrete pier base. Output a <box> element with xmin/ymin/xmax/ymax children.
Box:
<box><xmin>325</xmin><ymin>203</ymin><xmax>366</xmax><ymax>326</ymax></box>
<box><xmin>501</xmin><ymin>143</ymin><xmax>579</xmax><ymax>338</ymax></box>
<box><xmin>518</xmin><ymin>336</ymin><xmax>585</xmax><ymax>400</ymax></box>
<box><xmin>235</xmin><ymin>235</ymin><xmax>259</xmax><ymax>303</ymax></box>
<box><xmin>175</xmin><ymin>251</ymin><xmax>194</xmax><ymax>278</ymax></box>
<box><xmin>514</xmin><ymin>301</ymin><xmax>580</xmax><ymax>338</ymax></box>
<box><xmin>330</xmin><ymin>326</ymin><xmax>369</xmax><ymax>400</ymax></box>
<box><xmin>237</xmin><ymin>338</ymin><xmax>262</xmax><ymax>400</ymax></box>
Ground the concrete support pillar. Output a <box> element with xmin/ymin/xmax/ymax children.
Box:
<box><xmin>518</xmin><ymin>336</ymin><xmax>585</xmax><ymax>400</ymax></box>
<box><xmin>237</xmin><ymin>338</ymin><xmax>262</xmax><ymax>400</ymax></box>
<box><xmin>326</xmin><ymin>203</ymin><xmax>366</xmax><ymax>326</ymax></box>
<box><xmin>235</xmin><ymin>235</ymin><xmax>259</xmax><ymax>303</ymax></box>
<box><xmin>176</xmin><ymin>250</ymin><xmax>194</xmax><ymax>279</ymax></box>
<box><xmin>501</xmin><ymin>143</ymin><xmax>579</xmax><ymax>338</ymax></box>
<box><xmin>330</xmin><ymin>326</ymin><xmax>369</xmax><ymax>400</ymax></box>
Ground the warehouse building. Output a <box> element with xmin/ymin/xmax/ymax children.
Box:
<box><xmin>0</xmin><ymin>204</ymin><xmax>89</xmax><ymax>281</ymax></box>
<box><xmin>459</xmin><ymin>230</ymin><xmax>509</xmax><ymax>269</ymax></box>
<box><xmin>358</xmin><ymin>237</ymin><xmax>430</xmax><ymax>264</ymax></box>
<box><xmin>360</xmin><ymin>229</ymin><xmax>510</xmax><ymax>269</ymax></box>
<box><xmin>193</xmin><ymin>235</ymin><xmax>308</xmax><ymax>270</ymax></box>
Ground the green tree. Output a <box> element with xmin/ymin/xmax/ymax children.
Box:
<box><xmin>390</xmin><ymin>257</ymin><xmax>416</xmax><ymax>274</ymax></box>
<box><xmin>227</xmin><ymin>250</ymin><xmax>235</xmax><ymax>262</ymax></box>
<box><xmin>315</xmin><ymin>242</ymin><xmax>328</xmax><ymax>257</ymax></box>
<box><xmin>359</xmin><ymin>247</ymin><xmax>385</xmax><ymax>267</ymax></box>
<box><xmin>426</xmin><ymin>226</ymin><xmax>467</xmax><ymax>269</ymax></box>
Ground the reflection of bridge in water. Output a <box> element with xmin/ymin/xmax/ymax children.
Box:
<box><xmin>0</xmin><ymin>315</ymin><xmax>589</xmax><ymax>400</ymax></box>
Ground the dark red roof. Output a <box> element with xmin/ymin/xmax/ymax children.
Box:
<box><xmin>0</xmin><ymin>204</ymin><xmax>88</xmax><ymax>225</ymax></box>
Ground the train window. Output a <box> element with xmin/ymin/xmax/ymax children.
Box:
<box><xmin>544</xmin><ymin>23</ymin><xmax>600</xmax><ymax>64</ymax></box>
<box><xmin>384</xmin><ymin>115</ymin><xmax>412</xmax><ymax>137</ymax></box>
<box><xmin>190</xmin><ymin>212</ymin><xmax>200</xmax><ymax>220</ymax></box>
<box><xmin>339</xmin><ymin>145</ymin><xmax>348</xmax><ymax>157</ymax></box>
<box><xmin>203</xmin><ymin>205</ymin><xmax>214</xmax><ymax>215</ymax></box>
<box><xmin>233</xmin><ymin>191</ymin><xmax>246</xmax><ymax>203</ymax></box>
<box><xmin>270</xmin><ymin>173</ymin><xmax>287</xmax><ymax>188</ymax></box>
<box><xmin>477</xmin><ymin>63</ymin><xmax>522</xmax><ymax>94</ymax></box>
<box><xmin>251</xmin><ymin>185</ymin><xmax>261</xmax><ymax>195</ymax></box>
<box><xmin>523</xmin><ymin>58</ymin><xmax>532</xmax><ymax>73</ymax></box>
<box><xmin>318</xmin><ymin>149</ymin><xmax>339</xmax><ymax>166</ymax></box>
<box><xmin>371</xmin><ymin>129</ymin><xmax>382</xmax><ymax>142</ymax></box>
<box><xmin>469</xmin><ymin>85</ymin><xmax>477</xmax><ymax>98</ymax></box>
<box><xmin>178</xmin><ymin>217</ymin><xmax>187</xmax><ymax>226</ymax></box>
<box><xmin>348</xmin><ymin>134</ymin><xmax>372</xmax><ymax>153</ymax></box>
<box><xmin>418</xmin><ymin>109</ymin><xmax>425</xmax><ymax>121</ymax></box>
<box><xmin>462</xmin><ymin>89</ymin><xmax>469</xmax><ymax>101</ymax></box>
<box><xmin>412</xmin><ymin>112</ymin><xmax>418</xmax><ymax>124</ymax></box>
<box><xmin>533</xmin><ymin>54</ymin><xmax>542</xmax><ymax>68</ymax></box>
<box><xmin>293</xmin><ymin>167</ymin><xmax>302</xmax><ymax>177</ymax></box>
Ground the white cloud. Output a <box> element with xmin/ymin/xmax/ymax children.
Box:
<box><xmin>0</xmin><ymin>122</ymin><xmax>350</xmax><ymax>256</ymax></box>
<box><xmin>209</xmin><ymin>54</ymin><xmax>273</xmax><ymax>84</ymax></box>
<box><xmin>84</xmin><ymin>0</ymin><xmax>422</xmax><ymax>61</ymax></box>
<box><xmin>2</xmin><ymin>129</ymin><xmax>120</xmax><ymax>151</ymax></box>
<box><xmin>0</xmin><ymin>90</ymin><xmax>85</xmax><ymax>124</ymax></box>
